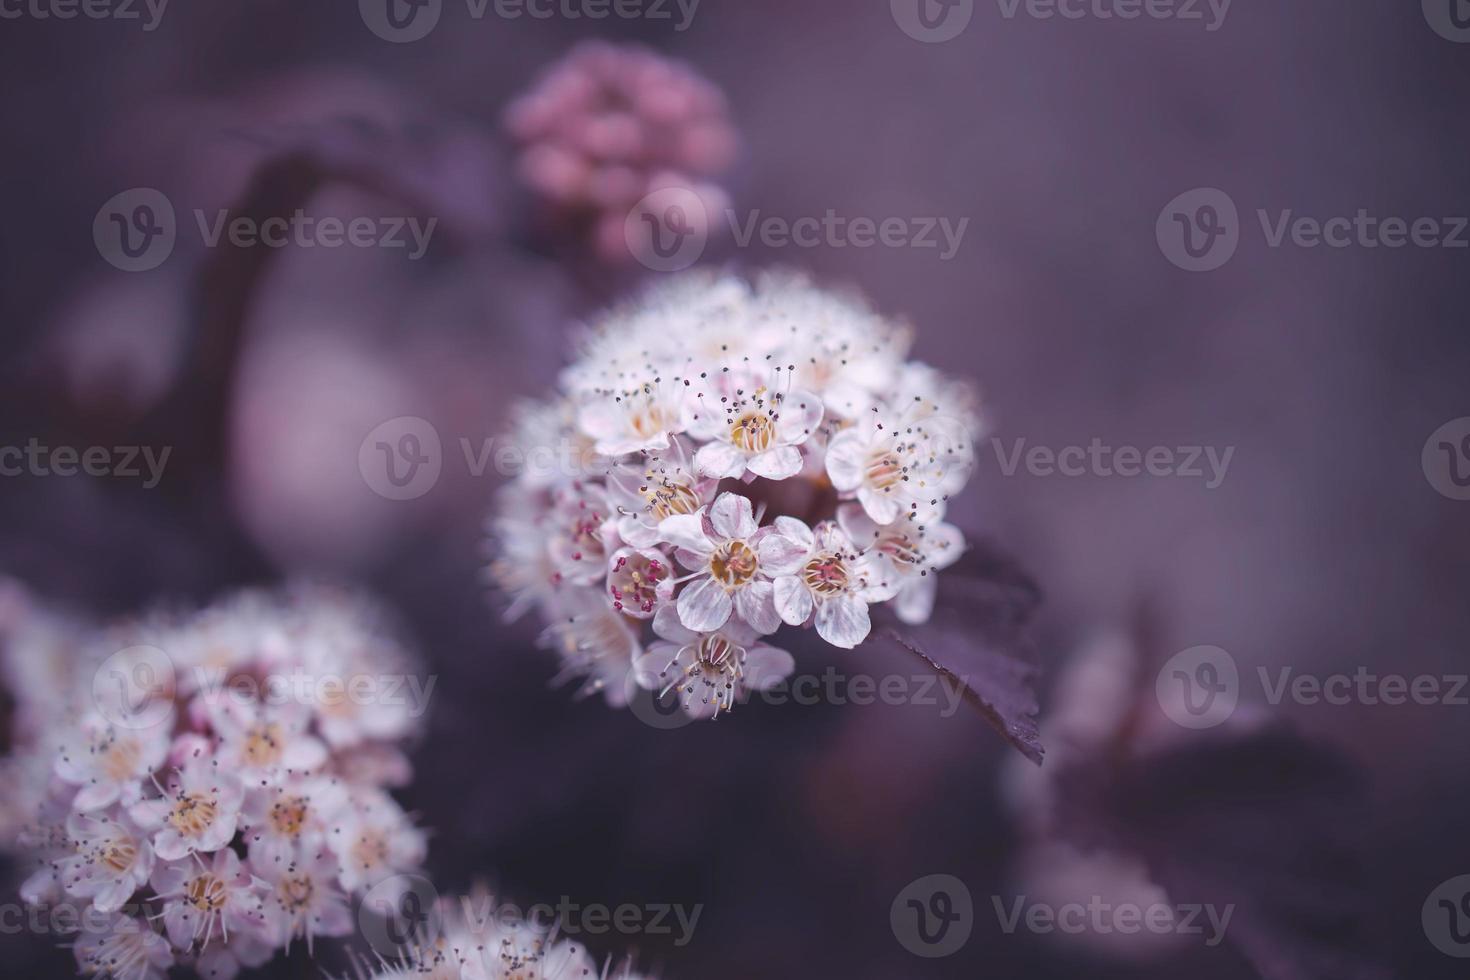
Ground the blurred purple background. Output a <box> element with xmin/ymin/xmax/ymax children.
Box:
<box><xmin>1</xmin><ymin>1</ymin><xmax>1468</xmax><ymax>977</ymax></box>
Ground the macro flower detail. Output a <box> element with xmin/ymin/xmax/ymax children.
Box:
<box><xmin>768</xmin><ymin>520</ymin><xmax>896</xmax><ymax>649</ymax></box>
<box><xmin>635</xmin><ymin>607</ymin><xmax>795</xmax><ymax>718</ymax></box>
<box><xmin>488</xmin><ymin>271</ymin><xmax>983</xmax><ymax>716</ymax></box>
<box><xmin>663</xmin><ymin>492</ymin><xmax>783</xmax><ymax>633</ymax></box>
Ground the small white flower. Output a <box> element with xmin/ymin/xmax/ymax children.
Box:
<box><xmin>575</xmin><ymin>377</ymin><xmax>690</xmax><ymax>457</ymax></box>
<box><xmin>239</xmin><ymin>775</ymin><xmax>348</xmax><ymax>870</ymax></box>
<box><xmin>257</xmin><ymin>843</ymin><xmax>354</xmax><ymax>954</ymax></box>
<box><xmin>74</xmin><ymin>913</ymin><xmax>173</xmax><ymax>980</ymax></box>
<box><xmin>824</xmin><ymin>411</ymin><xmax>973</xmax><ymax>526</ymax></box>
<box><xmin>463</xmin><ymin>922</ymin><xmax>597</xmax><ymax>980</ymax></box>
<box><xmin>765</xmin><ymin>520</ymin><xmax>897</xmax><ymax>649</ymax></box>
<box><xmin>204</xmin><ymin>698</ymin><xmax>328</xmax><ymax>784</ymax></box>
<box><xmin>686</xmin><ymin>370</ymin><xmax>823</xmax><ymax>481</ymax></box>
<box><xmin>55</xmin><ymin>713</ymin><xmax>172</xmax><ymax>813</ymax></box>
<box><xmin>661</xmin><ymin>491</ymin><xmax>781</xmax><ymax>634</ymax></box>
<box><xmin>149</xmin><ymin>847</ymin><xmax>265</xmax><ymax>950</ymax></box>
<box><xmin>327</xmin><ymin>789</ymin><xmax>427</xmax><ymax>896</ymax></box>
<box><xmin>544</xmin><ymin>481</ymin><xmax>617</xmax><ymax>587</ymax></box>
<box><xmin>602</xmin><ymin>437</ymin><xmax>717</xmax><ymax>548</ymax></box>
<box><xmin>604</xmin><ymin>546</ymin><xmax>673</xmax><ymax>619</ymax></box>
<box><xmin>635</xmin><ymin>606</ymin><xmax>794</xmax><ymax>718</ymax></box>
<box><xmin>192</xmin><ymin>930</ymin><xmax>275</xmax><ymax>980</ymax></box>
<box><xmin>57</xmin><ymin>810</ymin><xmax>154</xmax><ymax>913</ymax></box>
<box><xmin>131</xmin><ymin>755</ymin><xmax>244</xmax><ymax>861</ymax></box>
<box><xmin>539</xmin><ymin>590</ymin><xmax>643</xmax><ymax>706</ymax></box>
<box><xmin>838</xmin><ymin>504</ymin><xmax>965</xmax><ymax>625</ymax></box>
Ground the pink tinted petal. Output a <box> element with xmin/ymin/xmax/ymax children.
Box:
<box><xmin>708</xmin><ymin>492</ymin><xmax>757</xmax><ymax>540</ymax></box>
<box><xmin>777</xmin><ymin>389</ymin><xmax>824</xmax><ymax>445</ymax></box>
<box><xmin>677</xmin><ymin>577</ymin><xmax>733</xmax><ymax>632</ymax></box>
<box><xmin>694</xmin><ymin>440</ymin><xmax>747</xmax><ymax>479</ymax></box>
<box><xmin>659</xmin><ymin>513</ymin><xmax>714</xmax><ymax>556</ymax></box>
<box><xmin>747</xmin><ymin>445</ymin><xmax>802</xmax><ymax>480</ymax></box>
<box><xmin>895</xmin><ymin>576</ymin><xmax>939</xmax><ymax>625</ymax></box>
<box><xmin>733</xmin><ymin>582</ymin><xmax>781</xmax><ymax>635</ymax></box>
<box><xmin>857</xmin><ymin>484</ymin><xmax>902</xmax><ymax>525</ymax></box>
<box><xmin>926</xmin><ymin>522</ymin><xmax>967</xmax><ymax>570</ymax></box>
<box><xmin>823</xmin><ymin>429</ymin><xmax>867</xmax><ymax>491</ymax></box>
<box><xmin>757</xmin><ymin>533</ymin><xmax>808</xmax><ymax>576</ymax></box>
<box><xmin>744</xmin><ymin>645</ymin><xmax>796</xmax><ymax>691</ymax></box>
<box><xmin>815</xmin><ymin>595</ymin><xmax>871</xmax><ymax>649</ymax></box>
<box><xmin>652</xmin><ymin>603</ymin><xmax>699</xmax><ymax>644</ymax></box>
<box><xmin>773</xmin><ymin>576</ymin><xmax>814</xmax><ymax>626</ymax></box>
<box><xmin>771</xmin><ymin>516</ymin><xmax>814</xmax><ymax>551</ymax></box>
<box><xmin>153</xmin><ymin>830</ymin><xmax>191</xmax><ymax>862</ymax></box>
<box><xmin>73</xmin><ymin>782</ymin><xmax>121</xmax><ymax>812</ymax></box>
<box><xmin>836</xmin><ymin>502</ymin><xmax>881</xmax><ymax>546</ymax></box>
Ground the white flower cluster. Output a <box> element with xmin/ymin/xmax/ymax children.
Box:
<box><xmin>357</xmin><ymin>887</ymin><xmax>655</xmax><ymax>980</ymax></box>
<box><xmin>490</xmin><ymin>271</ymin><xmax>980</xmax><ymax>718</ymax></box>
<box><xmin>15</xmin><ymin>585</ymin><xmax>428</xmax><ymax>980</ymax></box>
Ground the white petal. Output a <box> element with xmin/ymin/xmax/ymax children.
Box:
<box><xmin>708</xmin><ymin>492</ymin><xmax>758</xmax><ymax>540</ymax></box>
<box><xmin>694</xmin><ymin>440</ymin><xmax>747</xmax><ymax>479</ymax></box>
<box><xmin>677</xmin><ymin>577</ymin><xmax>734</xmax><ymax>632</ymax></box>
<box><xmin>758</xmin><ymin>532</ymin><xmax>809</xmax><ymax>576</ymax></box>
<box><xmin>772</xmin><ymin>516</ymin><xmax>814</xmax><ymax>551</ymax></box>
<box><xmin>857</xmin><ymin>484</ymin><xmax>902</xmax><ymax>525</ymax></box>
<box><xmin>777</xmin><ymin>389</ymin><xmax>824</xmax><ymax>445</ymax></box>
<box><xmin>815</xmin><ymin>595</ymin><xmax>871</xmax><ymax>649</ymax></box>
<box><xmin>659</xmin><ymin>513</ymin><xmax>714</xmax><ymax>556</ymax></box>
<box><xmin>747</xmin><ymin>445</ymin><xmax>803</xmax><ymax>480</ymax></box>
<box><xmin>895</xmin><ymin>576</ymin><xmax>939</xmax><ymax>625</ymax></box>
<box><xmin>836</xmin><ymin>502</ymin><xmax>881</xmax><ymax>546</ymax></box>
<box><xmin>733</xmin><ymin>581</ymin><xmax>781</xmax><ymax>635</ymax></box>
<box><xmin>926</xmin><ymin>522</ymin><xmax>967</xmax><ymax>570</ymax></box>
<box><xmin>652</xmin><ymin>602</ymin><xmax>699</xmax><ymax>644</ymax></box>
<box><xmin>744</xmin><ymin>645</ymin><xmax>796</xmax><ymax>691</ymax></box>
<box><xmin>773</xmin><ymin>576</ymin><xmax>814</xmax><ymax>626</ymax></box>
<box><xmin>823</xmin><ymin>429</ymin><xmax>868</xmax><ymax>491</ymax></box>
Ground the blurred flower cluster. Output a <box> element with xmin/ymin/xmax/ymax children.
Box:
<box><xmin>355</xmin><ymin>886</ymin><xmax>655</xmax><ymax>980</ymax></box>
<box><xmin>505</xmin><ymin>41</ymin><xmax>738</xmax><ymax>263</ymax></box>
<box><xmin>10</xmin><ymin>585</ymin><xmax>427</xmax><ymax>980</ymax></box>
<box><xmin>489</xmin><ymin>271</ymin><xmax>980</xmax><ymax>718</ymax></box>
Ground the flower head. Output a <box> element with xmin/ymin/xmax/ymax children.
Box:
<box><xmin>488</xmin><ymin>272</ymin><xmax>983</xmax><ymax>716</ymax></box>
